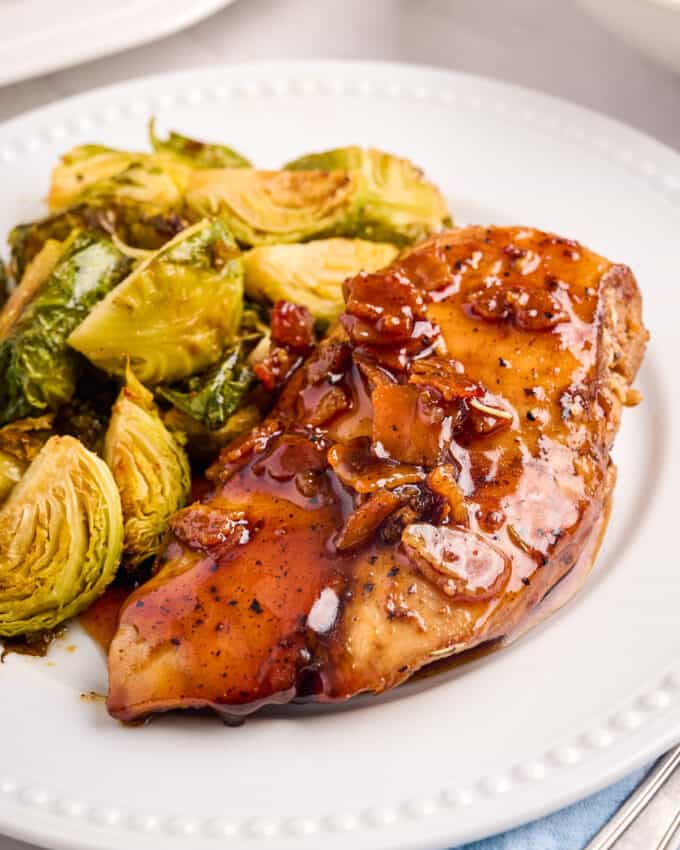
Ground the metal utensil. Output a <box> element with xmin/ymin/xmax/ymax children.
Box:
<box><xmin>584</xmin><ymin>744</ymin><xmax>680</xmax><ymax>850</ymax></box>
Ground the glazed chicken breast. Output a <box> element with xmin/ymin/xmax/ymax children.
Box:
<box><xmin>107</xmin><ymin>226</ymin><xmax>647</xmax><ymax>721</ymax></box>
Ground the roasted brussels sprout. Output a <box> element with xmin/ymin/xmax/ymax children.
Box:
<box><xmin>0</xmin><ymin>435</ymin><xmax>123</xmax><ymax>637</ymax></box>
<box><xmin>104</xmin><ymin>371</ymin><xmax>191</xmax><ymax>568</ymax></box>
<box><xmin>0</xmin><ymin>233</ymin><xmax>131</xmax><ymax>426</ymax></box>
<box><xmin>285</xmin><ymin>146</ymin><xmax>450</xmax><ymax>244</ymax></box>
<box><xmin>185</xmin><ymin>168</ymin><xmax>360</xmax><ymax>246</ymax></box>
<box><xmin>157</xmin><ymin>344</ymin><xmax>255</xmax><ymax>430</ymax></box>
<box><xmin>243</xmin><ymin>238</ymin><xmax>399</xmax><ymax>322</ymax></box>
<box><xmin>48</xmin><ymin>144</ymin><xmax>140</xmax><ymax>211</ymax></box>
<box><xmin>69</xmin><ymin>219</ymin><xmax>244</xmax><ymax>385</ymax></box>
<box><xmin>149</xmin><ymin>120</ymin><xmax>251</xmax><ymax>169</ymax></box>
<box><xmin>0</xmin><ymin>240</ymin><xmax>64</xmax><ymax>340</ymax></box>
<box><xmin>9</xmin><ymin>203</ymin><xmax>186</xmax><ymax>282</ymax></box>
<box><xmin>0</xmin><ymin>415</ymin><xmax>53</xmax><ymax>502</ymax></box>
<box><xmin>48</xmin><ymin>144</ymin><xmax>193</xmax><ymax>221</ymax></box>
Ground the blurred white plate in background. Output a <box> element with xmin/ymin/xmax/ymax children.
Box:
<box><xmin>0</xmin><ymin>0</ymin><xmax>237</xmax><ymax>87</ymax></box>
<box><xmin>577</xmin><ymin>0</ymin><xmax>680</xmax><ymax>76</ymax></box>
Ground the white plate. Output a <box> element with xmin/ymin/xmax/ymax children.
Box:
<box><xmin>0</xmin><ymin>0</ymin><xmax>237</xmax><ymax>87</ymax></box>
<box><xmin>0</xmin><ymin>61</ymin><xmax>679</xmax><ymax>850</ymax></box>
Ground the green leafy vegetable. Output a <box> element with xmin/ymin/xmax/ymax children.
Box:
<box><xmin>243</xmin><ymin>238</ymin><xmax>399</xmax><ymax>323</ymax></box>
<box><xmin>48</xmin><ymin>144</ymin><xmax>192</xmax><ymax>212</ymax></box>
<box><xmin>158</xmin><ymin>345</ymin><xmax>255</xmax><ymax>430</ymax></box>
<box><xmin>185</xmin><ymin>167</ymin><xmax>360</xmax><ymax>246</ymax></box>
<box><xmin>104</xmin><ymin>370</ymin><xmax>191</xmax><ymax>568</ymax></box>
<box><xmin>9</xmin><ymin>204</ymin><xmax>186</xmax><ymax>282</ymax></box>
<box><xmin>0</xmin><ymin>232</ymin><xmax>131</xmax><ymax>426</ymax></box>
<box><xmin>284</xmin><ymin>146</ymin><xmax>451</xmax><ymax>245</ymax></box>
<box><xmin>0</xmin><ymin>415</ymin><xmax>53</xmax><ymax>503</ymax></box>
<box><xmin>68</xmin><ymin>219</ymin><xmax>244</xmax><ymax>385</ymax></box>
<box><xmin>0</xmin><ymin>435</ymin><xmax>123</xmax><ymax>637</ymax></box>
<box><xmin>149</xmin><ymin>119</ymin><xmax>251</xmax><ymax>169</ymax></box>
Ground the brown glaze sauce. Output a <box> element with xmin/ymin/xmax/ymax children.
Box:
<box><xmin>80</xmin><ymin>586</ymin><xmax>133</xmax><ymax>653</ymax></box>
<box><xmin>0</xmin><ymin>629</ymin><xmax>62</xmax><ymax>661</ymax></box>
<box><xmin>106</xmin><ymin>226</ymin><xmax>644</xmax><ymax>722</ymax></box>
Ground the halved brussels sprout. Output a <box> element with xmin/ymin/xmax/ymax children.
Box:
<box><xmin>48</xmin><ymin>144</ymin><xmax>193</xmax><ymax>216</ymax></box>
<box><xmin>77</xmin><ymin>159</ymin><xmax>191</xmax><ymax>214</ymax></box>
<box><xmin>9</xmin><ymin>203</ymin><xmax>186</xmax><ymax>282</ymax></box>
<box><xmin>0</xmin><ymin>233</ymin><xmax>131</xmax><ymax>426</ymax></box>
<box><xmin>185</xmin><ymin>168</ymin><xmax>360</xmax><ymax>246</ymax></box>
<box><xmin>104</xmin><ymin>370</ymin><xmax>191</xmax><ymax>568</ymax></box>
<box><xmin>0</xmin><ymin>415</ymin><xmax>53</xmax><ymax>503</ymax></box>
<box><xmin>157</xmin><ymin>344</ymin><xmax>255</xmax><ymax>431</ymax></box>
<box><xmin>285</xmin><ymin>146</ymin><xmax>450</xmax><ymax>245</ymax></box>
<box><xmin>48</xmin><ymin>144</ymin><xmax>139</xmax><ymax>211</ymax></box>
<box><xmin>68</xmin><ymin>219</ymin><xmax>244</xmax><ymax>385</ymax></box>
<box><xmin>243</xmin><ymin>238</ymin><xmax>399</xmax><ymax>323</ymax></box>
<box><xmin>149</xmin><ymin>119</ymin><xmax>251</xmax><ymax>169</ymax></box>
<box><xmin>0</xmin><ymin>435</ymin><xmax>123</xmax><ymax>637</ymax></box>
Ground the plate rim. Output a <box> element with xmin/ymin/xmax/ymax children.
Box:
<box><xmin>0</xmin><ymin>59</ymin><xmax>679</xmax><ymax>850</ymax></box>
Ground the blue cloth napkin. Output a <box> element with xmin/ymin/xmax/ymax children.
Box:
<box><xmin>454</xmin><ymin>767</ymin><xmax>650</xmax><ymax>850</ymax></box>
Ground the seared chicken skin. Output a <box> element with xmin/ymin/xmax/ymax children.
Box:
<box><xmin>108</xmin><ymin>226</ymin><xmax>647</xmax><ymax>721</ymax></box>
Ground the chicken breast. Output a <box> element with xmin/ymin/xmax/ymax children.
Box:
<box><xmin>107</xmin><ymin>226</ymin><xmax>648</xmax><ymax>721</ymax></box>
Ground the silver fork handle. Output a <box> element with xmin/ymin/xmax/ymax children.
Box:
<box><xmin>584</xmin><ymin>743</ymin><xmax>680</xmax><ymax>850</ymax></box>
<box><xmin>657</xmin><ymin>811</ymin><xmax>680</xmax><ymax>850</ymax></box>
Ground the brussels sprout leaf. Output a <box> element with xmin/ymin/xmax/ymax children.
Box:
<box><xmin>158</xmin><ymin>345</ymin><xmax>255</xmax><ymax>431</ymax></box>
<box><xmin>149</xmin><ymin>119</ymin><xmax>251</xmax><ymax>169</ymax></box>
<box><xmin>0</xmin><ymin>232</ymin><xmax>131</xmax><ymax>426</ymax></box>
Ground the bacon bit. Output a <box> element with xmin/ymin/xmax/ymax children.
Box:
<box><xmin>253</xmin><ymin>435</ymin><xmax>328</xmax><ymax>482</ymax></box>
<box><xmin>467</xmin><ymin>282</ymin><xmax>568</xmax><ymax>330</ymax></box>
<box><xmin>327</xmin><ymin>439</ymin><xmax>424</xmax><ymax>494</ymax></box>
<box><xmin>170</xmin><ymin>504</ymin><xmax>251</xmax><ymax>557</ymax></box>
<box><xmin>408</xmin><ymin>357</ymin><xmax>484</xmax><ymax>401</ymax></box>
<box><xmin>398</xmin><ymin>244</ymin><xmax>455</xmax><ymax>293</ymax></box>
<box><xmin>254</xmin><ymin>347</ymin><xmax>298</xmax><ymax>391</ymax></box>
<box><xmin>353</xmin><ymin>350</ymin><xmax>397</xmax><ymax>389</ymax></box>
<box><xmin>208</xmin><ymin>420</ymin><xmax>282</xmax><ymax>477</ymax></box>
<box><xmin>270</xmin><ymin>300</ymin><xmax>315</xmax><ymax>352</ymax></box>
<box><xmin>426</xmin><ymin>465</ymin><xmax>469</xmax><ymax>526</ymax></box>
<box><xmin>380</xmin><ymin>485</ymin><xmax>442</xmax><ymax>543</ymax></box>
<box><xmin>301</xmin><ymin>384</ymin><xmax>349</xmax><ymax>427</ymax></box>
<box><xmin>341</xmin><ymin>270</ymin><xmax>431</xmax><ymax>349</ymax></box>
<box><xmin>305</xmin><ymin>340</ymin><xmax>351</xmax><ymax>385</ymax></box>
<box><xmin>465</xmin><ymin>395</ymin><xmax>514</xmax><ymax>438</ymax></box>
<box><xmin>345</xmin><ymin>271</ymin><xmax>427</xmax><ymax>323</ymax></box>
<box><xmin>335</xmin><ymin>490</ymin><xmax>403</xmax><ymax>551</ymax></box>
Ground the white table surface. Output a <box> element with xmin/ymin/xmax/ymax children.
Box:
<box><xmin>0</xmin><ymin>2</ymin><xmax>678</xmax><ymax>849</ymax></box>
